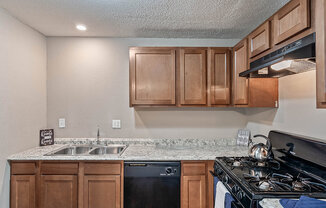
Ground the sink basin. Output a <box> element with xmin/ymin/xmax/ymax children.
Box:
<box><xmin>45</xmin><ymin>145</ymin><xmax>97</xmax><ymax>156</ymax></box>
<box><xmin>45</xmin><ymin>144</ymin><xmax>127</xmax><ymax>156</ymax></box>
<box><xmin>51</xmin><ymin>146</ymin><xmax>93</xmax><ymax>155</ymax></box>
<box><xmin>89</xmin><ymin>145</ymin><xmax>127</xmax><ymax>155</ymax></box>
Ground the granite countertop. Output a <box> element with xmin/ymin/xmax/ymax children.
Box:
<box><xmin>8</xmin><ymin>138</ymin><xmax>248</xmax><ymax>161</ymax></box>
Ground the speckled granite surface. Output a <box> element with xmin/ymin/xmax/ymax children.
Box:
<box><xmin>54</xmin><ymin>137</ymin><xmax>237</xmax><ymax>146</ymax></box>
<box><xmin>8</xmin><ymin>138</ymin><xmax>248</xmax><ymax>161</ymax></box>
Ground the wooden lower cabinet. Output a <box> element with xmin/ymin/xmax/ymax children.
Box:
<box><xmin>11</xmin><ymin>161</ymin><xmax>123</xmax><ymax>208</ymax></box>
<box><xmin>11</xmin><ymin>175</ymin><xmax>35</xmax><ymax>208</ymax></box>
<box><xmin>83</xmin><ymin>175</ymin><xmax>121</xmax><ymax>208</ymax></box>
<box><xmin>40</xmin><ymin>175</ymin><xmax>78</xmax><ymax>208</ymax></box>
<box><xmin>182</xmin><ymin>175</ymin><xmax>206</xmax><ymax>208</ymax></box>
<box><xmin>181</xmin><ymin>161</ymin><xmax>214</xmax><ymax>208</ymax></box>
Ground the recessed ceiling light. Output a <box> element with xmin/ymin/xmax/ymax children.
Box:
<box><xmin>76</xmin><ymin>24</ymin><xmax>87</xmax><ymax>31</ymax></box>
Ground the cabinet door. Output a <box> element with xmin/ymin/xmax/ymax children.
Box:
<box><xmin>181</xmin><ymin>175</ymin><xmax>206</xmax><ymax>208</ymax></box>
<box><xmin>84</xmin><ymin>175</ymin><xmax>121</xmax><ymax>208</ymax></box>
<box><xmin>40</xmin><ymin>175</ymin><xmax>77</xmax><ymax>208</ymax></box>
<box><xmin>179</xmin><ymin>48</ymin><xmax>207</xmax><ymax>105</ymax></box>
<box><xmin>11</xmin><ymin>175</ymin><xmax>35</xmax><ymax>208</ymax></box>
<box><xmin>233</xmin><ymin>39</ymin><xmax>249</xmax><ymax>105</ymax></box>
<box><xmin>210</xmin><ymin>48</ymin><xmax>231</xmax><ymax>105</ymax></box>
<box><xmin>129</xmin><ymin>48</ymin><xmax>176</xmax><ymax>106</ymax></box>
<box><xmin>249</xmin><ymin>78</ymin><xmax>279</xmax><ymax>108</ymax></box>
<box><xmin>273</xmin><ymin>0</ymin><xmax>310</xmax><ymax>44</ymax></box>
<box><xmin>248</xmin><ymin>21</ymin><xmax>270</xmax><ymax>58</ymax></box>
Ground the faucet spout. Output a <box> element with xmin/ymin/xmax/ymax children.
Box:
<box><xmin>96</xmin><ymin>126</ymin><xmax>100</xmax><ymax>145</ymax></box>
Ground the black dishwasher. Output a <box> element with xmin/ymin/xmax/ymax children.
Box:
<box><xmin>124</xmin><ymin>161</ymin><xmax>180</xmax><ymax>208</ymax></box>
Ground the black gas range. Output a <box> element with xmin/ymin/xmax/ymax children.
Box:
<box><xmin>213</xmin><ymin>131</ymin><xmax>326</xmax><ymax>208</ymax></box>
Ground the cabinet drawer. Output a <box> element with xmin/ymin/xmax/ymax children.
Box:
<box><xmin>11</xmin><ymin>162</ymin><xmax>36</xmax><ymax>175</ymax></box>
<box><xmin>182</xmin><ymin>163</ymin><xmax>206</xmax><ymax>175</ymax></box>
<box><xmin>84</xmin><ymin>162</ymin><xmax>121</xmax><ymax>175</ymax></box>
<box><xmin>41</xmin><ymin>162</ymin><xmax>79</xmax><ymax>175</ymax></box>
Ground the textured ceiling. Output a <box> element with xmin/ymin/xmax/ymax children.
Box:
<box><xmin>0</xmin><ymin>0</ymin><xmax>290</xmax><ymax>38</ymax></box>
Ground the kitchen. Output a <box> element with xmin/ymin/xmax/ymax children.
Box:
<box><xmin>1</xmin><ymin>0</ymin><xmax>326</xmax><ymax>208</ymax></box>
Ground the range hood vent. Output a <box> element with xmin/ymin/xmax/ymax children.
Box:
<box><xmin>240</xmin><ymin>33</ymin><xmax>316</xmax><ymax>78</ymax></box>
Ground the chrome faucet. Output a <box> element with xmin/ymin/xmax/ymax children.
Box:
<box><xmin>96</xmin><ymin>126</ymin><xmax>100</xmax><ymax>145</ymax></box>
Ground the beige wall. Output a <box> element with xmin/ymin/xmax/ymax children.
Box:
<box><xmin>46</xmin><ymin>37</ymin><xmax>248</xmax><ymax>139</ymax></box>
<box><xmin>0</xmin><ymin>8</ymin><xmax>47</xmax><ymax>208</ymax></box>
<box><xmin>246</xmin><ymin>70</ymin><xmax>326</xmax><ymax>140</ymax></box>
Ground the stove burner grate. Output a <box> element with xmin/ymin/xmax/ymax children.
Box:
<box><xmin>244</xmin><ymin>172</ymin><xmax>326</xmax><ymax>192</ymax></box>
<box><xmin>222</xmin><ymin>157</ymin><xmax>280</xmax><ymax>170</ymax></box>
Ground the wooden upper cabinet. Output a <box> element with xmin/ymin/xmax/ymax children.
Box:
<box><xmin>233</xmin><ymin>39</ymin><xmax>249</xmax><ymax>105</ymax></box>
<box><xmin>249</xmin><ymin>78</ymin><xmax>279</xmax><ymax>108</ymax></box>
<box><xmin>248</xmin><ymin>21</ymin><xmax>270</xmax><ymax>58</ymax></box>
<box><xmin>129</xmin><ymin>48</ymin><xmax>176</xmax><ymax>106</ymax></box>
<box><xmin>316</xmin><ymin>0</ymin><xmax>326</xmax><ymax>107</ymax></box>
<box><xmin>11</xmin><ymin>175</ymin><xmax>36</xmax><ymax>208</ymax></box>
<box><xmin>209</xmin><ymin>48</ymin><xmax>231</xmax><ymax>105</ymax></box>
<box><xmin>84</xmin><ymin>175</ymin><xmax>121</xmax><ymax>208</ymax></box>
<box><xmin>40</xmin><ymin>175</ymin><xmax>78</xmax><ymax>208</ymax></box>
<box><xmin>179</xmin><ymin>48</ymin><xmax>207</xmax><ymax>105</ymax></box>
<box><xmin>273</xmin><ymin>0</ymin><xmax>310</xmax><ymax>44</ymax></box>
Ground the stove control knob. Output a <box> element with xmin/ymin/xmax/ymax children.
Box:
<box><xmin>231</xmin><ymin>185</ymin><xmax>239</xmax><ymax>194</ymax></box>
<box><xmin>236</xmin><ymin>191</ymin><xmax>244</xmax><ymax>200</ymax></box>
<box><xmin>214</xmin><ymin>164</ymin><xmax>223</xmax><ymax>175</ymax></box>
<box><xmin>223</xmin><ymin>175</ymin><xmax>229</xmax><ymax>183</ymax></box>
<box><xmin>215</xmin><ymin>167</ymin><xmax>223</xmax><ymax>175</ymax></box>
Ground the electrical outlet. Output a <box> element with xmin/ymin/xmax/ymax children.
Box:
<box><xmin>112</xmin><ymin>120</ymin><xmax>121</xmax><ymax>129</ymax></box>
<box><xmin>59</xmin><ymin>118</ymin><xmax>66</xmax><ymax>128</ymax></box>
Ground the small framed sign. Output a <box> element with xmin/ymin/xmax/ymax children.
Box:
<box><xmin>40</xmin><ymin>129</ymin><xmax>54</xmax><ymax>146</ymax></box>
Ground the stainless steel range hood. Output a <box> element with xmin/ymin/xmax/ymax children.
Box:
<box><xmin>240</xmin><ymin>33</ymin><xmax>316</xmax><ymax>78</ymax></box>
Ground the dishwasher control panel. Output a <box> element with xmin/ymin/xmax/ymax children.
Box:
<box><xmin>161</xmin><ymin>167</ymin><xmax>178</xmax><ymax>176</ymax></box>
<box><xmin>124</xmin><ymin>161</ymin><xmax>180</xmax><ymax>177</ymax></box>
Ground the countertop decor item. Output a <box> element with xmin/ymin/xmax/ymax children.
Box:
<box><xmin>236</xmin><ymin>129</ymin><xmax>251</xmax><ymax>146</ymax></box>
<box><xmin>39</xmin><ymin>129</ymin><xmax>54</xmax><ymax>146</ymax></box>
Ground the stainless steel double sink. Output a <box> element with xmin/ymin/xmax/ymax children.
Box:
<box><xmin>44</xmin><ymin>144</ymin><xmax>127</xmax><ymax>156</ymax></box>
